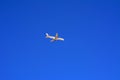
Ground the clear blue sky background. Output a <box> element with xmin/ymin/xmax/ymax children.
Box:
<box><xmin>0</xmin><ymin>0</ymin><xmax>120</xmax><ymax>80</ymax></box>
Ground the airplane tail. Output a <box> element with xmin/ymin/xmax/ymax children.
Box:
<box><xmin>45</xmin><ymin>33</ymin><xmax>49</xmax><ymax>38</ymax></box>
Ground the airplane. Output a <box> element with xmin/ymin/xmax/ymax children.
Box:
<box><xmin>45</xmin><ymin>33</ymin><xmax>64</xmax><ymax>42</ymax></box>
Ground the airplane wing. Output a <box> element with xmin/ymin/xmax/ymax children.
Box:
<box><xmin>57</xmin><ymin>38</ymin><xmax>64</xmax><ymax>41</ymax></box>
<box><xmin>55</xmin><ymin>33</ymin><xmax>58</xmax><ymax>38</ymax></box>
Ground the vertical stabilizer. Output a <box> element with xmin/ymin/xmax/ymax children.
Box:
<box><xmin>46</xmin><ymin>33</ymin><xmax>49</xmax><ymax>38</ymax></box>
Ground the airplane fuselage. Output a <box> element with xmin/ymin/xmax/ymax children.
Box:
<box><xmin>45</xmin><ymin>33</ymin><xmax>64</xmax><ymax>42</ymax></box>
<box><xmin>54</xmin><ymin>36</ymin><xmax>58</xmax><ymax>40</ymax></box>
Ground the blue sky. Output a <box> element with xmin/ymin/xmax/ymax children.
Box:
<box><xmin>0</xmin><ymin>0</ymin><xmax>120</xmax><ymax>80</ymax></box>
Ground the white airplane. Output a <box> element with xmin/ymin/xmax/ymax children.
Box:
<box><xmin>45</xmin><ymin>33</ymin><xmax>64</xmax><ymax>42</ymax></box>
